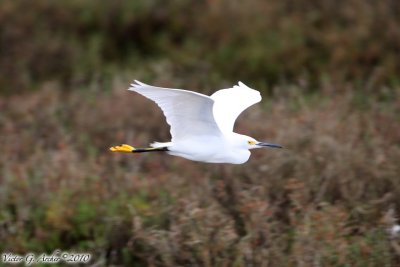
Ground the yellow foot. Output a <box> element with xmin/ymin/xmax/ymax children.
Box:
<box><xmin>110</xmin><ymin>144</ymin><xmax>135</xmax><ymax>153</ymax></box>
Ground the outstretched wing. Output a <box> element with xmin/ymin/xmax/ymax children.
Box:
<box><xmin>211</xmin><ymin>82</ymin><xmax>261</xmax><ymax>133</ymax></box>
<box><xmin>129</xmin><ymin>81</ymin><xmax>223</xmax><ymax>142</ymax></box>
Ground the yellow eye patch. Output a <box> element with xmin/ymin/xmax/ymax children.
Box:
<box><xmin>248</xmin><ymin>140</ymin><xmax>257</xmax><ymax>145</ymax></box>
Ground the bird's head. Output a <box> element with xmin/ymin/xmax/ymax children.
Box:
<box><xmin>245</xmin><ymin>136</ymin><xmax>283</xmax><ymax>150</ymax></box>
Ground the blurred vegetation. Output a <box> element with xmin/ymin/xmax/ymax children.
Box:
<box><xmin>1</xmin><ymin>0</ymin><xmax>400</xmax><ymax>266</ymax></box>
<box><xmin>1</xmin><ymin>0</ymin><xmax>400</xmax><ymax>94</ymax></box>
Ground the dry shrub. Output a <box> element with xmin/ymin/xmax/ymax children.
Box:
<box><xmin>1</xmin><ymin>79</ymin><xmax>399</xmax><ymax>266</ymax></box>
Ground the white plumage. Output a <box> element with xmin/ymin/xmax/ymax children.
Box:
<box><xmin>210</xmin><ymin>81</ymin><xmax>261</xmax><ymax>133</ymax></box>
<box><xmin>131</xmin><ymin>80</ymin><xmax>221</xmax><ymax>142</ymax></box>
<box><xmin>110</xmin><ymin>80</ymin><xmax>281</xmax><ymax>164</ymax></box>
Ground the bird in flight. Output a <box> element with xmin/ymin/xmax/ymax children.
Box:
<box><xmin>110</xmin><ymin>80</ymin><xmax>282</xmax><ymax>164</ymax></box>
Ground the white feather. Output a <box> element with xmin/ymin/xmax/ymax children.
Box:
<box><xmin>150</xmin><ymin>141</ymin><xmax>172</xmax><ymax>148</ymax></box>
<box><xmin>211</xmin><ymin>81</ymin><xmax>262</xmax><ymax>132</ymax></box>
<box><xmin>129</xmin><ymin>81</ymin><xmax>223</xmax><ymax>142</ymax></box>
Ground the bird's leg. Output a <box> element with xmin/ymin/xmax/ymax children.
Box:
<box><xmin>110</xmin><ymin>144</ymin><xmax>169</xmax><ymax>153</ymax></box>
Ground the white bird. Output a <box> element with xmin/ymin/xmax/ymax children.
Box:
<box><xmin>390</xmin><ymin>225</ymin><xmax>400</xmax><ymax>237</ymax></box>
<box><xmin>110</xmin><ymin>80</ymin><xmax>282</xmax><ymax>164</ymax></box>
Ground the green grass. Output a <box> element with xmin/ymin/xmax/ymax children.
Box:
<box><xmin>2</xmin><ymin>0</ymin><xmax>400</xmax><ymax>94</ymax></box>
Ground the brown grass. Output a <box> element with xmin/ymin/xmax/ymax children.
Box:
<box><xmin>1</xmin><ymin>0</ymin><xmax>400</xmax><ymax>265</ymax></box>
<box><xmin>0</xmin><ymin>79</ymin><xmax>399</xmax><ymax>266</ymax></box>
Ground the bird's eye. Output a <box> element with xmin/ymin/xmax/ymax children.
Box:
<box><xmin>248</xmin><ymin>140</ymin><xmax>256</xmax><ymax>145</ymax></box>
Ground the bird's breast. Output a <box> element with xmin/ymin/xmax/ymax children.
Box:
<box><xmin>168</xmin><ymin>139</ymin><xmax>250</xmax><ymax>164</ymax></box>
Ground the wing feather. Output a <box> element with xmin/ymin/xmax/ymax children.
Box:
<box><xmin>210</xmin><ymin>82</ymin><xmax>261</xmax><ymax>133</ymax></box>
<box><xmin>129</xmin><ymin>81</ymin><xmax>222</xmax><ymax>141</ymax></box>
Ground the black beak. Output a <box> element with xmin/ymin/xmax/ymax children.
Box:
<box><xmin>257</xmin><ymin>142</ymin><xmax>283</xmax><ymax>149</ymax></box>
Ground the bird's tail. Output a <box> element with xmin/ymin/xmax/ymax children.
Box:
<box><xmin>150</xmin><ymin>141</ymin><xmax>172</xmax><ymax>148</ymax></box>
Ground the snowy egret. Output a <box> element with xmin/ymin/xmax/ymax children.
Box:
<box><xmin>110</xmin><ymin>81</ymin><xmax>282</xmax><ymax>164</ymax></box>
